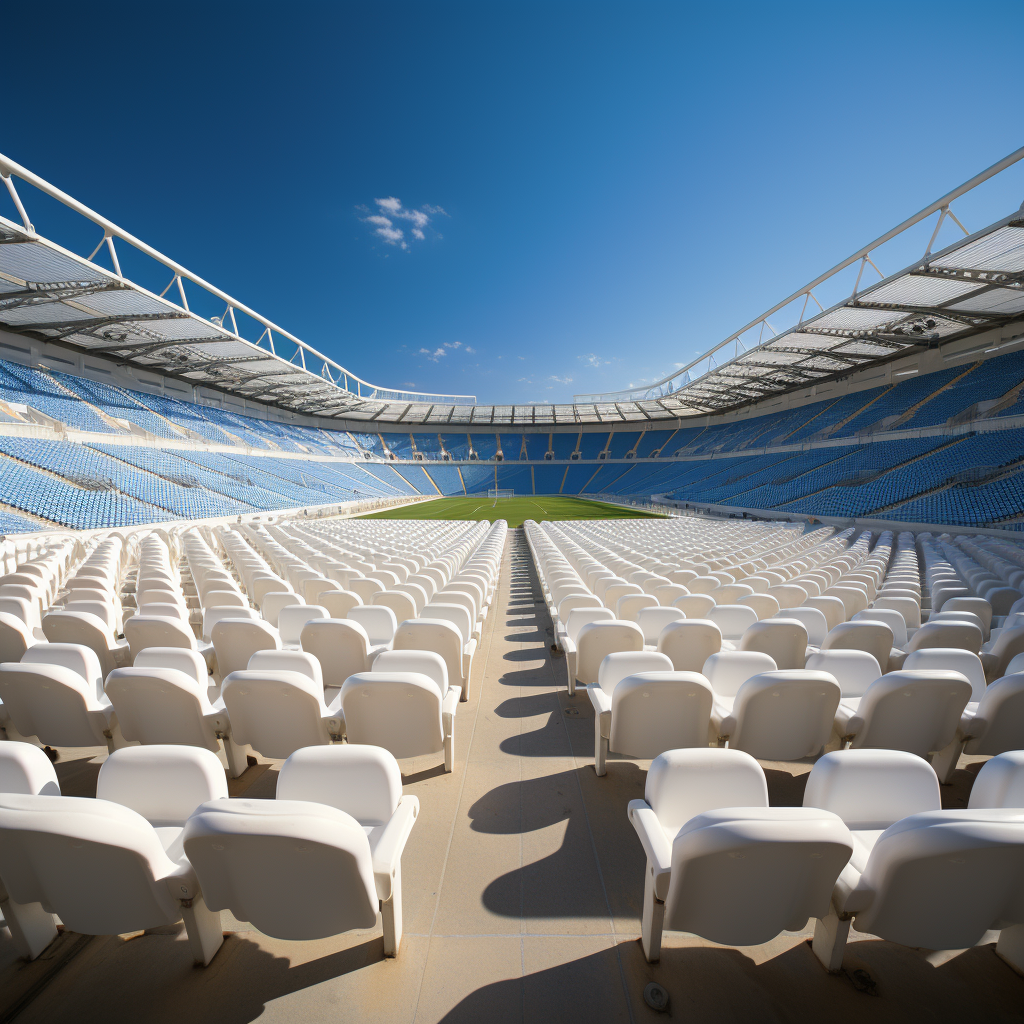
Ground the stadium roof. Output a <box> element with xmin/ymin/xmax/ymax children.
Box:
<box><xmin>1</xmin><ymin>150</ymin><xmax>1023</xmax><ymax>427</ymax></box>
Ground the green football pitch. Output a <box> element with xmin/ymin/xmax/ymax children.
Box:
<box><xmin>357</xmin><ymin>495</ymin><xmax>668</xmax><ymax>528</ymax></box>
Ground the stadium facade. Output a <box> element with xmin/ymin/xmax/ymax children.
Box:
<box><xmin>1</xmin><ymin>150</ymin><xmax>1024</xmax><ymax>533</ymax></box>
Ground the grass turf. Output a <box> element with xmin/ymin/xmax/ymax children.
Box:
<box><xmin>356</xmin><ymin>495</ymin><xmax>668</xmax><ymax>528</ymax></box>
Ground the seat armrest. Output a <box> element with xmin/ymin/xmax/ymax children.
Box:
<box><xmin>587</xmin><ymin>684</ymin><xmax>612</xmax><ymax>715</ymax></box>
<box><xmin>163</xmin><ymin>855</ymin><xmax>201</xmax><ymax>902</ymax></box>
<box><xmin>370</xmin><ymin>795</ymin><xmax>420</xmax><ymax>901</ymax></box>
<box><xmin>831</xmin><ymin>862</ymin><xmax>872</xmax><ymax>917</ymax></box>
<box><xmin>442</xmin><ymin>686</ymin><xmax>461</xmax><ymax>726</ymax></box>
<box><xmin>627</xmin><ymin>801</ymin><xmax>672</xmax><ymax>900</ymax></box>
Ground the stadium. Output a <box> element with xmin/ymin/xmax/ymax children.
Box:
<box><xmin>3</xmin><ymin>103</ymin><xmax>1024</xmax><ymax>1024</ymax></box>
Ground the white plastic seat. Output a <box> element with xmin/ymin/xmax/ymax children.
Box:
<box><xmin>558</xmin><ymin>607</ymin><xmax>615</xmax><ymax>690</ymax></box>
<box><xmin>903</xmin><ymin>648</ymin><xmax>986</xmax><ymax>701</ymax></box>
<box><xmin>298</xmin><ymin>618</ymin><xmax>374</xmax><ymax>691</ymax></box>
<box><xmin>805</xmin><ymin>650</ymin><xmax>881</xmax><ymax>698</ymax></box>
<box><xmin>627</xmin><ymin>748</ymin><xmax>849</xmax><ymax>962</ymax></box>
<box><xmin>124</xmin><ymin>614</ymin><xmax>199</xmax><ymax>662</ymax></box>
<box><xmin>811</xmin><ymin>808</ymin><xmax>1024</xmax><ymax>974</ymax></box>
<box><xmin>833</xmin><ymin>669</ymin><xmax>972</xmax><ymax>757</ymax></box>
<box><xmin>636</xmin><ymin>606</ymin><xmax>685</xmax><ymax>647</ymax></box>
<box><xmin>739</xmin><ymin>618</ymin><xmax>808</xmax><ymax>670</ymax></box>
<box><xmin>657</xmin><ymin>619</ymin><xmax>722</xmax><ymax>672</ymax></box>
<box><xmin>900</xmin><ymin>619</ymin><xmax>983</xmax><ymax>661</ymax></box>
<box><xmin>969</xmin><ymin>750</ymin><xmax>1024</xmax><ymax>809</ymax></box>
<box><xmin>653</xmin><ymin>584</ymin><xmax>690</xmax><ymax>607</ymax></box>
<box><xmin>260</xmin><ymin>591</ymin><xmax>304</xmax><ymax>627</ymax></box>
<box><xmin>701</xmin><ymin>650</ymin><xmax>777</xmax><ymax>698</ymax></box>
<box><xmin>0</xmin><ymin>747</ymin><xmax>226</xmax><ymax>966</ymax></box>
<box><xmin>373</xmin><ymin>649</ymin><xmax>449</xmax><ymax>695</ymax></box>
<box><xmin>737</xmin><ymin>593</ymin><xmax>780</xmax><ymax>621</ymax></box>
<box><xmin>342</xmin><ymin>671</ymin><xmax>459</xmax><ymax>772</ymax></box>
<box><xmin>617</xmin><ymin>593</ymin><xmax>659</xmax><ymax>623</ymax></box>
<box><xmin>672</xmin><ymin>594</ymin><xmax>716</xmax><ymax>619</ymax></box>
<box><xmin>713</xmin><ymin>670</ymin><xmax>841</xmax><ymax>759</ymax></box>
<box><xmin>0</xmin><ymin>744</ymin><xmax>61</xmax><ymax>958</ymax></box>
<box><xmin>872</xmin><ymin>595</ymin><xmax>921</xmax><ymax>630</ymax></box>
<box><xmin>980</xmin><ymin>625</ymin><xmax>1024</xmax><ymax>681</ymax></box>
<box><xmin>185</xmin><ymin>745</ymin><xmax>417</xmax><ymax>954</ymax></box>
<box><xmin>349</xmin><ymin>604</ymin><xmax>400</xmax><ymax>649</ymax></box>
<box><xmin>202</xmin><ymin>604</ymin><xmax>258</xmax><ymax>643</ymax></box>
<box><xmin>41</xmin><ymin>609</ymin><xmax>128</xmax><ymax>677</ymax></box>
<box><xmin>211</xmin><ymin>617</ymin><xmax>281</xmax><ymax>682</ymax></box>
<box><xmin>303</xmin><ymin>577</ymin><xmax>342</xmax><ymax>604</ymax></box>
<box><xmin>820</xmin><ymin>620</ymin><xmax>895</xmax><ymax>673</ymax></box>
<box><xmin>393</xmin><ymin>619</ymin><xmax>471</xmax><ymax>702</ymax></box>
<box><xmin>853</xmin><ymin>607</ymin><xmax>907</xmax><ymax>648</ymax></box>
<box><xmin>350</xmin><ymin>577</ymin><xmax>386</xmax><ymax>603</ymax></box>
<box><xmin>374</xmin><ymin>590</ymin><xmax>418</xmax><ymax>627</ymax></box>
<box><xmin>321</xmin><ymin>589</ymin><xmax>364</xmax><ymax>618</ymax></box>
<box><xmin>708</xmin><ymin>604</ymin><xmax>758</xmax><ymax>642</ymax></box>
<box><xmin>573</xmin><ymin>620</ymin><xmax>645</xmax><ymax>695</ymax></box>
<box><xmin>220</xmin><ymin>669</ymin><xmax>343</xmax><ymax>758</ymax></box>
<box><xmin>278</xmin><ymin>603</ymin><xmax>328</xmax><ymax>646</ymax></box>
<box><xmin>589</xmin><ymin>659</ymin><xmax>712</xmax><ymax>776</ymax></box>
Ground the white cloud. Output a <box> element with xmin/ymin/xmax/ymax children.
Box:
<box><xmin>464</xmin><ymin>345</ymin><xmax>475</xmax><ymax>354</ymax></box>
<box><xmin>548</xmin><ymin>375</ymin><xmax>573</xmax><ymax>385</ymax></box>
<box><xmin>419</xmin><ymin>347</ymin><xmax>447</xmax><ymax>362</ymax></box>
<box><xmin>580</xmin><ymin>353</ymin><xmax>610</xmax><ymax>369</ymax></box>
<box><xmin>444</xmin><ymin>341</ymin><xmax>461</xmax><ymax>350</ymax></box>
<box><xmin>361</xmin><ymin>197</ymin><xmax>442</xmax><ymax>250</ymax></box>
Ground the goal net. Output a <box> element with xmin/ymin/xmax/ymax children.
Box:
<box><xmin>488</xmin><ymin>488</ymin><xmax>514</xmax><ymax>503</ymax></box>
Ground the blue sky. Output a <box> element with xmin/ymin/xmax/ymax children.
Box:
<box><xmin>3</xmin><ymin>2</ymin><xmax>1024</xmax><ymax>405</ymax></box>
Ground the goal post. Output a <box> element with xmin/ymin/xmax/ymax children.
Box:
<box><xmin>488</xmin><ymin>488</ymin><xmax>514</xmax><ymax>504</ymax></box>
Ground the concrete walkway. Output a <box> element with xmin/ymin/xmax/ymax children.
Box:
<box><xmin>1</xmin><ymin>529</ymin><xmax>1022</xmax><ymax>1023</ymax></box>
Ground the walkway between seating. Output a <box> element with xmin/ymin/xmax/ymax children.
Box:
<box><xmin>1</xmin><ymin>530</ymin><xmax>1021</xmax><ymax>1023</ymax></box>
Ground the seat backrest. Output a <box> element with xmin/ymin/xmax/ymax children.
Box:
<box><xmin>821</xmin><ymin>620</ymin><xmax>895</xmax><ymax>669</ymax></box>
<box><xmin>804</xmin><ymin>595</ymin><xmax>846</xmax><ymax>631</ymax></box>
<box><xmin>596</xmin><ymin>650</ymin><xmax>673</xmax><ymax>695</ymax></box>
<box><xmin>739</xmin><ymin>618</ymin><xmax>808</xmax><ymax>671</ymax></box>
<box><xmin>804</xmin><ymin>749</ymin><xmax>940</xmax><ymax>828</ymax></box>
<box><xmin>321</xmin><ymin>589</ymin><xmax>363</xmax><ymax>618</ymax></box>
<box><xmin>373</xmin><ymin>648</ymin><xmax>448</xmax><ymax>696</ymax></box>
<box><xmin>636</xmin><ymin>606</ymin><xmax>685</xmax><ymax>645</ymax></box>
<box><xmin>341</xmin><ymin>672</ymin><xmax>443</xmax><ymax>757</ymax></box>
<box><xmin>711</xmin><ymin>584</ymin><xmax>755</xmax><ymax>606</ymax></box>
<box><xmin>303</xmin><ymin>577</ymin><xmax>342</xmax><ymax>604</ymax></box>
<box><xmin>854</xmin><ymin>608</ymin><xmax>907</xmax><ymax>648</ymax></box>
<box><xmin>653</xmin><ymin>584</ymin><xmax>690</xmax><ymax>607</ymax></box>
<box><xmin>575</xmin><ymin>620</ymin><xmax>645</xmax><ymax>685</ymax></box>
<box><xmin>349</xmin><ymin>577</ymin><xmax>386</xmax><ymax>603</ymax></box>
<box><xmin>134</xmin><ymin>646</ymin><xmax>207</xmax><ymax>688</ymax></box>
<box><xmin>645</xmin><ymin>748</ymin><xmax>768</xmax><ymax>836</ymax></box>
<box><xmin>97</xmin><ymin>745</ymin><xmax>227</xmax><ymax>826</ymax></box>
<box><xmin>985</xmin><ymin>587</ymin><xmax>1021</xmax><ymax>617</ymax></box>
<box><xmin>278</xmin><ymin>604</ymin><xmax>328</xmax><ymax>645</ymax></box>
<box><xmin>248</xmin><ymin>649</ymin><xmax>324</xmax><ymax>688</ymax></box>
<box><xmin>616</xmin><ymin>593</ymin><xmax>659</xmax><ymax>622</ymax></box>
<box><xmin>701</xmin><ymin>650</ymin><xmax>777</xmax><ymax>698</ymax></box>
<box><xmin>437</xmin><ymin>589</ymin><xmax>478</xmax><ymax>623</ymax></box>
<box><xmin>610</xmin><ymin>672</ymin><xmax>714</xmax><ymax>756</ymax></box>
<box><xmin>558</xmin><ymin>594</ymin><xmax>602</xmax><ymax>623</ymax></box>
<box><xmin>220</xmin><ymin>670</ymin><xmax>332</xmax><ymax>757</ymax></box>
<box><xmin>663</xmin><ymin>807</ymin><xmax>853</xmax><ymax>944</ymax></box>
<box><xmin>657</xmin><ymin>619</ymin><xmax>722</xmax><ymax>673</ymax></box>
<box><xmin>0</xmin><ymin>662</ymin><xmax>107</xmax><ymax>746</ymax></box>
<box><xmin>854</xmin><ymin>809</ymin><xmax>1024</xmax><ymax>948</ymax></box>
<box><xmin>565</xmin><ymin>606</ymin><xmax>615</xmax><ymax>643</ymax></box>
<box><xmin>851</xmin><ymin>670</ymin><xmax>972</xmax><ymax>756</ymax></box>
<box><xmin>907</xmin><ymin>619</ymin><xmax>983</xmax><ymax>656</ymax></box>
<box><xmin>965</xmin><ymin>672</ymin><xmax>1024</xmax><ymax>754</ymax></box>
<box><xmin>124</xmin><ymin>615</ymin><xmax>197</xmax><ymax>659</ymax></box>
<box><xmin>767</xmin><ymin>584</ymin><xmax>808</xmax><ymax>610</ymax></box>
<box><xmin>348</xmin><ymin>604</ymin><xmax>399</xmax><ymax>646</ymax></box>
<box><xmin>969</xmin><ymin>750</ymin><xmax>1024</xmax><ymax>809</ymax></box>
<box><xmin>708</xmin><ymin>604</ymin><xmax>758</xmax><ymax>640</ymax></box>
<box><xmin>904</xmin><ymin>649</ymin><xmax>986</xmax><ymax>701</ymax></box>
<box><xmin>671</xmin><ymin>593</ymin><xmax>716</xmax><ymax>619</ymax></box>
<box><xmin>0</xmin><ymin>794</ymin><xmax>182</xmax><ymax>934</ymax></box>
<box><xmin>182</xmin><ymin>797</ymin><xmax>377</xmax><ymax>941</ymax></box>
<box><xmin>730</xmin><ymin>670</ymin><xmax>841</xmax><ymax>760</ymax></box>
<box><xmin>805</xmin><ymin>649</ymin><xmax>881</xmax><ymax>698</ymax></box>
<box><xmin>202</xmin><ymin>604</ymin><xmax>258</xmax><ymax>643</ymax></box>
<box><xmin>0</xmin><ymin>612</ymin><xmax>32</xmax><ymax>663</ymax></box>
<box><xmin>211</xmin><ymin>617</ymin><xmax>281</xmax><ymax>679</ymax></box>
<box><xmin>393</xmin><ymin>619</ymin><xmax>465</xmax><ymax>688</ymax></box>
<box><xmin>737</xmin><ymin>593</ymin><xmax>781</xmax><ymax>622</ymax></box>
<box><xmin>0</xmin><ymin>742</ymin><xmax>60</xmax><ymax>795</ymax></box>
<box><xmin>374</xmin><ymin>590</ymin><xmax>418</xmax><ymax>625</ymax></box>
<box><xmin>942</xmin><ymin>596</ymin><xmax>993</xmax><ymax>635</ymax></box>
<box><xmin>105</xmin><ymin>666</ymin><xmax>214</xmax><ymax>748</ymax></box>
<box><xmin>23</xmin><ymin>642</ymin><xmax>104</xmax><ymax>700</ymax></box>
<box><xmin>260</xmin><ymin>591</ymin><xmax>304</xmax><ymax>627</ymax></box>
<box><xmin>872</xmin><ymin>595</ymin><xmax>922</xmax><ymax>629</ymax></box>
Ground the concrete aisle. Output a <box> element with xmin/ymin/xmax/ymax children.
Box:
<box><xmin>1</xmin><ymin>530</ymin><xmax>1022</xmax><ymax>1023</ymax></box>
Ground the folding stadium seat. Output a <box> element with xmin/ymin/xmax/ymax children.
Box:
<box><xmin>220</xmin><ymin>667</ymin><xmax>343</xmax><ymax>758</ymax></box>
<box><xmin>349</xmin><ymin>604</ymin><xmax>400</xmax><ymax>651</ymax></box>
<box><xmin>211</xmin><ymin>617</ymin><xmax>280</xmax><ymax>682</ymax></box>
<box><xmin>701</xmin><ymin>651</ymin><xmax>777</xmax><ymax>698</ymax></box>
<box><xmin>737</xmin><ymin>593</ymin><xmax>780</xmax><ymax>621</ymax></box>
<box><xmin>571</xmin><ymin>620</ymin><xmax>646</xmax><ymax>696</ymax></box>
<box><xmin>373</xmin><ymin>589</ymin><xmax>418</xmax><ymax>627</ymax></box>
<box><xmin>672</xmin><ymin>593</ymin><xmax>716</xmax><ymax>619</ymax></box>
<box><xmin>616</xmin><ymin>593</ymin><xmax>659</xmax><ymax>623</ymax></box>
<box><xmin>712</xmin><ymin>670</ymin><xmax>841</xmax><ymax>760</ymax></box>
<box><xmin>980</xmin><ymin>625</ymin><xmax>1024</xmax><ymax>681</ymax></box>
<box><xmin>903</xmin><ymin>649</ymin><xmax>986</xmax><ymax>700</ymax></box>
<box><xmin>894</xmin><ymin>620</ymin><xmax>983</xmax><ymax>670</ymax></box>
<box><xmin>930</xmin><ymin>673</ymin><xmax>1024</xmax><ymax>783</ymax></box>
<box><xmin>811</xmin><ymin>803</ymin><xmax>1024</xmax><ymax>973</ymax></box>
<box><xmin>804</xmin><ymin>595</ymin><xmax>846</xmax><ymax>632</ymax></box>
<box><xmin>184</xmin><ymin>745</ymin><xmax>416</xmax><ymax>955</ymax></box>
<box><xmin>302</xmin><ymin>577</ymin><xmax>342</xmax><ymax>605</ymax></box>
<box><xmin>320</xmin><ymin>588</ymin><xmax>364</xmax><ymax>617</ymax></box>
<box><xmin>708</xmin><ymin>604</ymin><xmax>757</xmax><ymax>646</ymax></box>
<box><xmin>872</xmin><ymin>594</ymin><xmax>921</xmax><ymax>631</ymax></box>
<box><xmin>556</xmin><ymin>607</ymin><xmax>615</xmax><ymax>689</ymax></box>
<box><xmin>656</xmin><ymin>619</ymin><xmax>722</xmax><ymax>674</ymax></box>
<box><xmin>628</xmin><ymin>748</ymin><xmax>853</xmax><ymax>962</ymax></box>
<box><xmin>104</xmin><ymin>655</ymin><xmax>245</xmax><ymax>777</ymax></box>
<box><xmin>805</xmin><ymin>650</ymin><xmax>881</xmax><ymax>699</ymax></box>
<box><xmin>968</xmin><ymin>750</ymin><xmax>1024</xmax><ymax>809</ymax></box>
<box><xmin>0</xmin><ymin>743</ymin><xmax>62</xmax><ymax>958</ymax></box>
<box><xmin>942</xmin><ymin>596</ymin><xmax>993</xmax><ymax>639</ymax></box>
<box><xmin>436</xmin><ymin>590</ymin><xmax>482</xmax><ymax>636</ymax></box>
<box><xmin>202</xmin><ymin>604</ymin><xmax>259</xmax><ymax>643</ymax></box>
<box><xmin>407</xmin><ymin>573</ymin><xmax>438</xmax><ymax>600</ymax></box>
<box><xmin>278</xmin><ymin>603</ymin><xmax>328</xmax><ymax>647</ymax></box>
<box><xmin>297</xmin><ymin>618</ymin><xmax>378</xmax><ymax>692</ymax></box>
<box><xmin>349</xmin><ymin>577</ymin><xmax>386</xmax><ymax>604</ymax></box>
<box><xmin>832</xmin><ymin>669</ymin><xmax>972</xmax><ymax>757</ymax></box>
<box><xmin>767</xmin><ymin>584</ymin><xmax>808</xmax><ymax>610</ymax></box>
<box><xmin>41</xmin><ymin>609</ymin><xmax>128</xmax><ymax>677</ymax></box>
<box><xmin>0</xmin><ymin>745</ymin><xmax>228</xmax><ymax>966</ymax></box>
<box><xmin>342</xmin><ymin>668</ymin><xmax>459</xmax><ymax>772</ymax></box>
<box><xmin>739</xmin><ymin>618</ymin><xmax>808</xmax><ymax>670</ymax></box>
<box><xmin>636</xmin><ymin>606</ymin><xmax>685</xmax><ymax>649</ymax></box>
<box><xmin>418</xmin><ymin>603</ymin><xmax>472</xmax><ymax>672</ymax></box>
<box><xmin>820</xmin><ymin>621</ymin><xmax>896</xmax><ymax>673</ymax></box>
